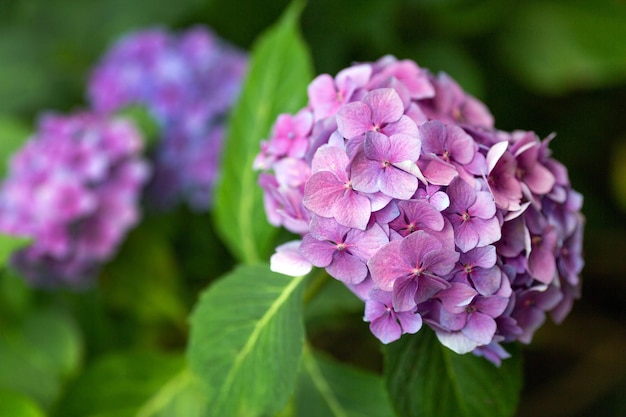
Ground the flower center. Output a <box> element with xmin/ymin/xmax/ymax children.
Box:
<box><xmin>461</xmin><ymin>211</ymin><xmax>471</xmax><ymax>222</ymax></box>
<box><xmin>411</xmin><ymin>262</ymin><xmax>425</xmax><ymax>276</ymax></box>
<box><xmin>464</xmin><ymin>263</ymin><xmax>473</xmax><ymax>274</ymax></box>
<box><xmin>442</xmin><ymin>150</ymin><xmax>451</xmax><ymax>162</ymax></box>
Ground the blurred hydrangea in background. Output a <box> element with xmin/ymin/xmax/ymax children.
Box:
<box><xmin>256</xmin><ymin>55</ymin><xmax>585</xmax><ymax>365</ymax></box>
<box><xmin>89</xmin><ymin>26</ymin><xmax>247</xmax><ymax>210</ymax></box>
<box><xmin>0</xmin><ymin>112</ymin><xmax>149</xmax><ymax>287</ymax></box>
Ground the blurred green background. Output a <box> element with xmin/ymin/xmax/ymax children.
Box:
<box><xmin>0</xmin><ymin>0</ymin><xmax>624</xmax><ymax>416</ymax></box>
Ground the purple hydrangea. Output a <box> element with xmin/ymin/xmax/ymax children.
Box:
<box><xmin>0</xmin><ymin>112</ymin><xmax>150</xmax><ymax>287</ymax></box>
<box><xmin>255</xmin><ymin>55</ymin><xmax>585</xmax><ymax>365</ymax></box>
<box><xmin>89</xmin><ymin>26</ymin><xmax>247</xmax><ymax>210</ymax></box>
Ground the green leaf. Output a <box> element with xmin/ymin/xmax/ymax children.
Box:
<box><xmin>0</xmin><ymin>309</ymin><xmax>83</xmax><ymax>409</ymax></box>
<box><xmin>0</xmin><ymin>115</ymin><xmax>29</xmax><ymax>178</ymax></box>
<box><xmin>0</xmin><ymin>389</ymin><xmax>46</xmax><ymax>417</ymax></box>
<box><xmin>0</xmin><ymin>270</ymin><xmax>33</xmax><ymax>319</ymax></box>
<box><xmin>213</xmin><ymin>0</ymin><xmax>313</xmax><ymax>263</ymax></box>
<box><xmin>116</xmin><ymin>105</ymin><xmax>161</xmax><ymax>151</ymax></box>
<box><xmin>100</xmin><ymin>221</ymin><xmax>186</xmax><ymax>328</ymax></box>
<box><xmin>136</xmin><ymin>369</ymin><xmax>209</xmax><ymax>417</ymax></box>
<box><xmin>384</xmin><ymin>329</ymin><xmax>522</xmax><ymax>417</ymax></box>
<box><xmin>187</xmin><ymin>264</ymin><xmax>306</xmax><ymax>417</ymax></box>
<box><xmin>0</xmin><ymin>234</ymin><xmax>30</xmax><ymax>266</ymax></box>
<box><xmin>499</xmin><ymin>2</ymin><xmax>626</xmax><ymax>94</ymax></box>
<box><xmin>53</xmin><ymin>351</ymin><xmax>184</xmax><ymax>417</ymax></box>
<box><xmin>297</xmin><ymin>346</ymin><xmax>396</xmax><ymax>417</ymax></box>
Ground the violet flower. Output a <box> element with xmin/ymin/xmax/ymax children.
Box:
<box><xmin>89</xmin><ymin>26</ymin><xmax>247</xmax><ymax>211</ymax></box>
<box><xmin>364</xmin><ymin>288</ymin><xmax>423</xmax><ymax>344</ymax></box>
<box><xmin>444</xmin><ymin>177</ymin><xmax>501</xmax><ymax>253</ymax></box>
<box><xmin>0</xmin><ymin>112</ymin><xmax>150</xmax><ymax>287</ymax></box>
<box><xmin>368</xmin><ymin>230</ymin><xmax>459</xmax><ymax>311</ymax></box>
<box><xmin>299</xmin><ymin>215</ymin><xmax>388</xmax><ymax>284</ymax></box>
<box><xmin>254</xmin><ymin>55</ymin><xmax>585</xmax><ymax>364</ymax></box>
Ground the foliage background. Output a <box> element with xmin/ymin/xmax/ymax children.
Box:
<box><xmin>0</xmin><ymin>0</ymin><xmax>624</xmax><ymax>416</ymax></box>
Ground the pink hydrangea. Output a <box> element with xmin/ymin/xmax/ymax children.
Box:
<box><xmin>0</xmin><ymin>112</ymin><xmax>150</xmax><ymax>287</ymax></box>
<box><xmin>255</xmin><ymin>55</ymin><xmax>585</xmax><ymax>365</ymax></box>
<box><xmin>89</xmin><ymin>26</ymin><xmax>247</xmax><ymax>210</ymax></box>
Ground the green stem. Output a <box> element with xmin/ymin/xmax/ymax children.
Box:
<box><xmin>302</xmin><ymin>343</ymin><xmax>349</xmax><ymax>417</ymax></box>
<box><xmin>302</xmin><ymin>268</ymin><xmax>330</xmax><ymax>305</ymax></box>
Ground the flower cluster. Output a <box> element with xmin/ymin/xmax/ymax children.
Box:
<box><xmin>255</xmin><ymin>56</ymin><xmax>584</xmax><ymax>364</ymax></box>
<box><xmin>89</xmin><ymin>26</ymin><xmax>247</xmax><ymax>210</ymax></box>
<box><xmin>0</xmin><ymin>113</ymin><xmax>150</xmax><ymax>287</ymax></box>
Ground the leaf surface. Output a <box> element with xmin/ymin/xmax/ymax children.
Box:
<box><xmin>188</xmin><ymin>264</ymin><xmax>306</xmax><ymax>417</ymax></box>
<box><xmin>214</xmin><ymin>0</ymin><xmax>313</xmax><ymax>263</ymax></box>
<box><xmin>384</xmin><ymin>329</ymin><xmax>522</xmax><ymax>417</ymax></box>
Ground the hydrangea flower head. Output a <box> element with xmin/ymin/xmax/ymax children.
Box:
<box><xmin>89</xmin><ymin>26</ymin><xmax>247</xmax><ymax>210</ymax></box>
<box><xmin>255</xmin><ymin>55</ymin><xmax>585</xmax><ymax>365</ymax></box>
<box><xmin>0</xmin><ymin>112</ymin><xmax>150</xmax><ymax>287</ymax></box>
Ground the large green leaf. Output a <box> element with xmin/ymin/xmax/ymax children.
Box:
<box><xmin>0</xmin><ymin>234</ymin><xmax>30</xmax><ymax>267</ymax></box>
<box><xmin>0</xmin><ymin>309</ymin><xmax>83</xmax><ymax>409</ymax></box>
<box><xmin>187</xmin><ymin>264</ymin><xmax>306</xmax><ymax>416</ymax></box>
<box><xmin>384</xmin><ymin>329</ymin><xmax>522</xmax><ymax>417</ymax></box>
<box><xmin>0</xmin><ymin>389</ymin><xmax>45</xmax><ymax>417</ymax></box>
<box><xmin>0</xmin><ymin>115</ymin><xmax>29</xmax><ymax>178</ymax></box>
<box><xmin>0</xmin><ymin>270</ymin><xmax>33</xmax><ymax>319</ymax></box>
<box><xmin>296</xmin><ymin>346</ymin><xmax>396</xmax><ymax>417</ymax></box>
<box><xmin>52</xmin><ymin>351</ymin><xmax>184</xmax><ymax>417</ymax></box>
<box><xmin>136</xmin><ymin>369</ymin><xmax>209</xmax><ymax>417</ymax></box>
<box><xmin>214</xmin><ymin>0</ymin><xmax>313</xmax><ymax>263</ymax></box>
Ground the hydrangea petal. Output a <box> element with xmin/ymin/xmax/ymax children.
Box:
<box><xmin>270</xmin><ymin>240</ymin><xmax>313</xmax><ymax>276</ymax></box>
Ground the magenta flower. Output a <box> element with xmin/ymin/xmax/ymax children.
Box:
<box><xmin>417</xmin><ymin>120</ymin><xmax>477</xmax><ymax>186</ymax></box>
<box><xmin>308</xmin><ymin>63</ymin><xmax>372</xmax><ymax>121</ymax></box>
<box><xmin>0</xmin><ymin>112</ymin><xmax>149</xmax><ymax>287</ymax></box>
<box><xmin>388</xmin><ymin>199</ymin><xmax>445</xmax><ymax>238</ymax></box>
<box><xmin>510</xmin><ymin>131</ymin><xmax>556</xmax><ymax>200</ymax></box>
<box><xmin>255</xmin><ymin>55</ymin><xmax>584</xmax><ymax>363</ymax></box>
<box><xmin>511</xmin><ymin>285</ymin><xmax>563</xmax><ymax>344</ymax></box>
<box><xmin>419</xmin><ymin>72</ymin><xmax>494</xmax><ymax>128</ymax></box>
<box><xmin>350</xmin><ymin>131</ymin><xmax>421</xmax><ymax>199</ymax></box>
<box><xmin>89</xmin><ymin>26</ymin><xmax>247</xmax><ymax>210</ymax></box>
<box><xmin>451</xmin><ymin>245</ymin><xmax>502</xmax><ymax>296</ymax></box>
<box><xmin>486</xmin><ymin>141</ymin><xmax>523</xmax><ymax>211</ymax></box>
<box><xmin>259</xmin><ymin>109</ymin><xmax>314</xmax><ymax>164</ymax></box>
<box><xmin>336</xmin><ymin>88</ymin><xmax>418</xmax><ymax>140</ymax></box>
<box><xmin>434</xmin><ymin>289</ymin><xmax>509</xmax><ymax>354</ymax></box>
<box><xmin>364</xmin><ymin>288</ymin><xmax>423</xmax><ymax>344</ymax></box>
<box><xmin>367</xmin><ymin>56</ymin><xmax>435</xmax><ymax>103</ymax></box>
<box><xmin>444</xmin><ymin>177</ymin><xmax>501</xmax><ymax>253</ymax></box>
<box><xmin>303</xmin><ymin>145</ymin><xmax>372</xmax><ymax>230</ymax></box>
<box><xmin>368</xmin><ymin>230</ymin><xmax>459</xmax><ymax>311</ymax></box>
<box><xmin>270</xmin><ymin>240</ymin><xmax>312</xmax><ymax>277</ymax></box>
<box><xmin>299</xmin><ymin>216</ymin><xmax>388</xmax><ymax>284</ymax></box>
<box><xmin>415</xmin><ymin>184</ymin><xmax>450</xmax><ymax>211</ymax></box>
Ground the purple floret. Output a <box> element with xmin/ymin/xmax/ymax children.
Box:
<box><xmin>0</xmin><ymin>112</ymin><xmax>150</xmax><ymax>287</ymax></box>
<box><xmin>254</xmin><ymin>55</ymin><xmax>585</xmax><ymax>364</ymax></box>
<box><xmin>89</xmin><ymin>26</ymin><xmax>247</xmax><ymax>211</ymax></box>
